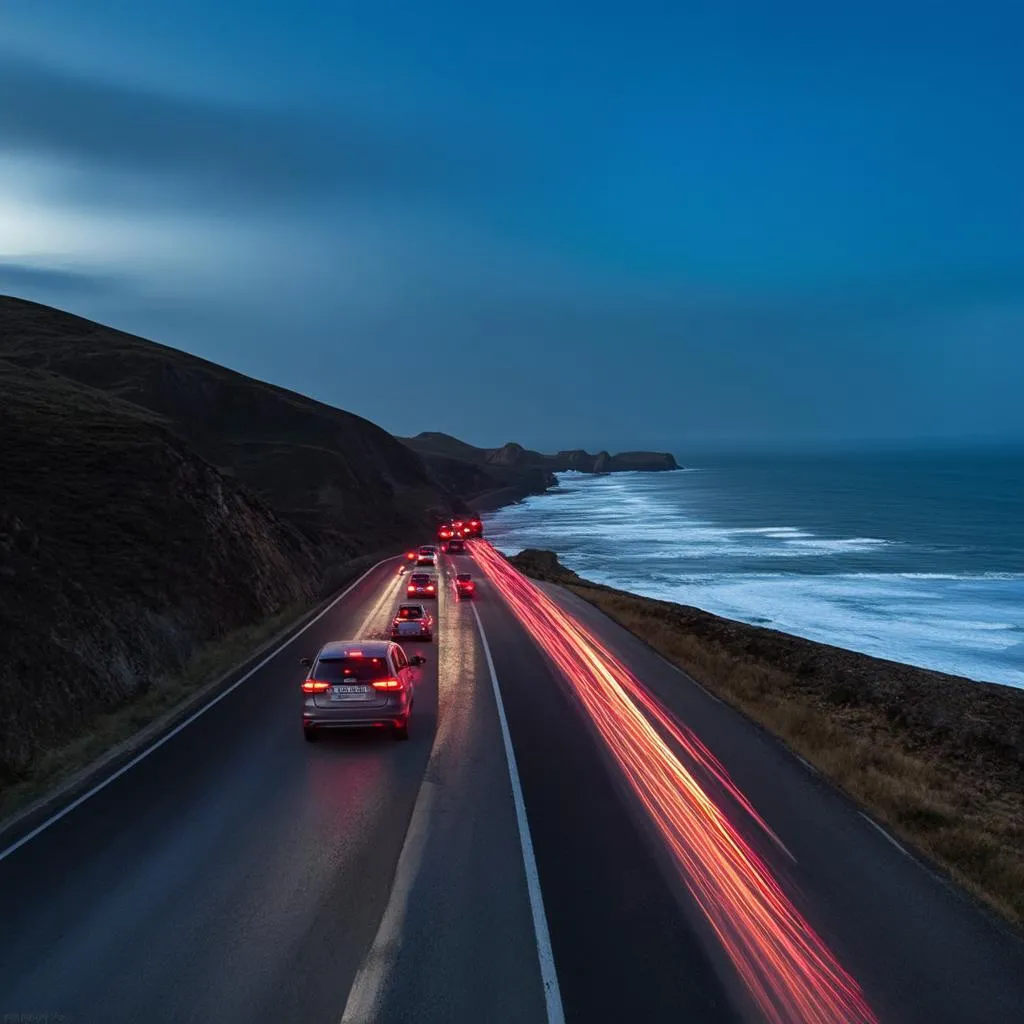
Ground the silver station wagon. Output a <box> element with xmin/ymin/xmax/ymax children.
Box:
<box><xmin>300</xmin><ymin>640</ymin><xmax>424</xmax><ymax>742</ymax></box>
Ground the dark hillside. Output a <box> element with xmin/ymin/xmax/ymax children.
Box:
<box><xmin>0</xmin><ymin>358</ymin><xmax>320</xmax><ymax>780</ymax></box>
<box><xmin>0</xmin><ymin>296</ymin><xmax>456</xmax><ymax>557</ymax></box>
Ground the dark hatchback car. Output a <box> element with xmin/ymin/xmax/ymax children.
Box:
<box><xmin>301</xmin><ymin>640</ymin><xmax>424</xmax><ymax>741</ymax></box>
<box><xmin>445</xmin><ymin>538</ymin><xmax>466</xmax><ymax>554</ymax></box>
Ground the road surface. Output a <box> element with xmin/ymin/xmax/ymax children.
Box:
<box><xmin>1</xmin><ymin>548</ymin><xmax>1022</xmax><ymax>1023</ymax></box>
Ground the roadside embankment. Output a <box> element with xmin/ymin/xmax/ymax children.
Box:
<box><xmin>509</xmin><ymin>548</ymin><xmax>1024</xmax><ymax>928</ymax></box>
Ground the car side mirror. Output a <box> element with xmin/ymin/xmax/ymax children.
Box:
<box><xmin>300</xmin><ymin>657</ymin><xmax>312</xmax><ymax>668</ymax></box>
<box><xmin>410</xmin><ymin>655</ymin><xmax>427</xmax><ymax>666</ymax></box>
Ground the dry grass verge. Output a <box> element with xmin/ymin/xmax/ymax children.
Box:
<box><xmin>0</xmin><ymin>599</ymin><xmax>313</xmax><ymax>826</ymax></box>
<box><xmin>510</xmin><ymin>549</ymin><xmax>1024</xmax><ymax>929</ymax></box>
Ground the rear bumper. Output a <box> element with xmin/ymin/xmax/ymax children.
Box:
<box><xmin>391</xmin><ymin>631</ymin><xmax>432</xmax><ymax>640</ymax></box>
<box><xmin>304</xmin><ymin>693</ymin><xmax>410</xmax><ymax>728</ymax></box>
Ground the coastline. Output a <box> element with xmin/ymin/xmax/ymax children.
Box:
<box><xmin>508</xmin><ymin>548</ymin><xmax>1024</xmax><ymax>929</ymax></box>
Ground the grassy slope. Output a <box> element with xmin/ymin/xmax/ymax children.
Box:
<box><xmin>509</xmin><ymin>549</ymin><xmax>1024</xmax><ymax>928</ymax></box>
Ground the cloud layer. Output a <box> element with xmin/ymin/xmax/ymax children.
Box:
<box><xmin>2</xmin><ymin>6</ymin><xmax>1022</xmax><ymax>449</ymax></box>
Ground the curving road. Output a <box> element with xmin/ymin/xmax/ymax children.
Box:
<box><xmin>1</xmin><ymin>547</ymin><xmax>1023</xmax><ymax>1023</ymax></box>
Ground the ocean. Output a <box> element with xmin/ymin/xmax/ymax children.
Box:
<box><xmin>485</xmin><ymin>449</ymin><xmax>1024</xmax><ymax>688</ymax></box>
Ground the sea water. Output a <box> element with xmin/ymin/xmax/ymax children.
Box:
<box><xmin>485</xmin><ymin>449</ymin><xmax>1024</xmax><ymax>688</ymax></box>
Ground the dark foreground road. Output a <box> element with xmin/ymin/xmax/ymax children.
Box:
<box><xmin>2</xmin><ymin>548</ymin><xmax>1023</xmax><ymax>1023</ymax></box>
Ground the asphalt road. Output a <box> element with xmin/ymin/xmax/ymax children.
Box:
<box><xmin>2</xmin><ymin>549</ymin><xmax>1023</xmax><ymax>1023</ymax></box>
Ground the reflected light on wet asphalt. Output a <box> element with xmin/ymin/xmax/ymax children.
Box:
<box><xmin>471</xmin><ymin>540</ymin><xmax>876</xmax><ymax>1024</ymax></box>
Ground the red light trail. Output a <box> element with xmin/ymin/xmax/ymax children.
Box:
<box><xmin>471</xmin><ymin>541</ymin><xmax>877</xmax><ymax>1024</ymax></box>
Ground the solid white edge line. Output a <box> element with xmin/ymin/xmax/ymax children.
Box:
<box><xmin>859</xmin><ymin>812</ymin><xmax>910</xmax><ymax>857</ymax></box>
<box><xmin>0</xmin><ymin>556</ymin><xmax>396</xmax><ymax>864</ymax></box>
<box><xmin>471</xmin><ymin>602</ymin><xmax>565</xmax><ymax>1024</ymax></box>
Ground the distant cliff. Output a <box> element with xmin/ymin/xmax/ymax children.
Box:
<box><xmin>403</xmin><ymin>433</ymin><xmax>679</xmax><ymax>503</ymax></box>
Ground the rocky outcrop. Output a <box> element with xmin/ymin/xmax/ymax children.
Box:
<box><xmin>403</xmin><ymin>431</ymin><xmax>680</xmax><ymax>485</ymax></box>
<box><xmin>606</xmin><ymin>451</ymin><xmax>679</xmax><ymax>471</ymax></box>
<box><xmin>485</xmin><ymin>442</ymin><xmax>528</xmax><ymax>468</ymax></box>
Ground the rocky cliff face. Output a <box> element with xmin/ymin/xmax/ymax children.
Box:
<box><xmin>0</xmin><ymin>359</ymin><xmax>320</xmax><ymax>780</ymax></box>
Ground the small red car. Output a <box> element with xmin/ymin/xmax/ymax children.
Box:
<box><xmin>391</xmin><ymin>603</ymin><xmax>434</xmax><ymax>641</ymax></box>
<box><xmin>454</xmin><ymin>573</ymin><xmax>475</xmax><ymax>599</ymax></box>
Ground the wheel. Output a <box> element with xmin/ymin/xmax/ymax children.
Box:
<box><xmin>303</xmin><ymin>726</ymin><xmax>318</xmax><ymax>742</ymax></box>
<box><xmin>392</xmin><ymin>720</ymin><xmax>410</xmax><ymax>741</ymax></box>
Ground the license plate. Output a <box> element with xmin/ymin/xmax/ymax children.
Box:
<box><xmin>330</xmin><ymin>685</ymin><xmax>369</xmax><ymax>701</ymax></box>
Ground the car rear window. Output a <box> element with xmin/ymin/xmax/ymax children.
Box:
<box><xmin>313</xmin><ymin>655</ymin><xmax>391</xmax><ymax>682</ymax></box>
<box><xmin>397</xmin><ymin>606</ymin><xmax>423</xmax><ymax>619</ymax></box>
<box><xmin>457</xmin><ymin>573</ymin><xmax>472</xmax><ymax>582</ymax></box>
<box><xmin>410</xmin><ymin>573</ymin><xmax>430</xmax><ymax>583</ymax></box>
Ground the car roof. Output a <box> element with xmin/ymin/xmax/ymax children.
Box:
<box><xmin>317</xmin><ymin>640</ymin><xmax>392</xmax><ymax>659</ymax></box>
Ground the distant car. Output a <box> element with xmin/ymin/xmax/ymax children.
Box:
<box><xmin>465</xmin><ymin>517</ymin><xmax>483</xmax><ymax>538</ymax></box>
<box><xmin>419</xmin><ymin>545</ymin><xmax>438</xmax><ymax>558</ymax></box>
<box><xmin>392</xmin><ymin>603</ymin><xmax>433</xmax><ymax>641</ymax></box>
<box><xmin>407</xmin><ymin>572</ymin><xmax>437</xmax><ymax>598</ymax></box>
<box><xmin>445</xmin><ymin>538</ymin><xmax>466</xmax><ymax>554</ymax></box>
<box><xmin>300</xmin><ymin>640</ymin><xmax>424</xmax><ymax>742</ymax></box>
<box><xmin>437</xmin><ymin>524</ymin><xmax>454</xmax><ymax>541</ymax></box>
<box><xmin>454</xmin><ymin>572</ymin><xmax>475</xmax><ymax>599</ymax></box>
<box><xmin>415</xmin><ymin>555</ymin><xmax>435</xmax><ymax>567</ymax></box>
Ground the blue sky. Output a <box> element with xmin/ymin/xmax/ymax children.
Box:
<box><xmin>1</xmin><ymin>1</ymin><xmax>1022</xmax><ymax>451</ymax></box>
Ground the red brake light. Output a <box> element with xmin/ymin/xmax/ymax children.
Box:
<box><xmin>407</xmin><ymin>585</ymin><xmax>415</xmax><ymax>593</ymax></box>
<box><xmin>426</xmin><ymin>584</ymin><xmax>435</xmax><ymax>591</ymax></box>
<box><xmin>371</xmin><ymin>677</ymin><xmax>402</xmax><ymax>691</ymax></box>
<box><xmin>302</xmin><ymin>679</ymin><xmax>330</xmax><ymax>693</ymax></box>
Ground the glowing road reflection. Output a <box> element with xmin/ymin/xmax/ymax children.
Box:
<box><xmin>471</xmin><ymin>541</ymin><xmax>876</xmax><ymax>1024</ymax></box>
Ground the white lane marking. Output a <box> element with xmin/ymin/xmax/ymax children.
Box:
<box><xmin>471</xmin><ymin>603</ymin><xmax>565</xmax><ymax>1024</ymax></box>
<box><xmin>341</xmin><ymin>571</ymin><xmax>450</xmax><ymax>1021</ymax></box>
<box><xmin>794</xmin><ymin>755</ymin><xmax>819</xmax><ymax>775</ymax></box>
<box><xmin>0</xmin><ymin>558</ymin><xmax>397</xmax><ymax>863</ymax></box>
<box><xmin>340</xmin><ymin>780</ymin><xmax>440</xmax><ymax>1024</ymax></box>
<box><xmin>354</xmin><ymin>571</ymin><xmax>402</xmax><ymax>637</ymax></box>
<box><xmin>859</xmin><ymin>813</ymin><xmax>910</xmax><ymax>857</ymax></box>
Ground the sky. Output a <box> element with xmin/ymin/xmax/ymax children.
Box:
<box><xmin>2</xmin><ymin>1</ymin><xmax>1022</xmax><ymax>453</ymax></box>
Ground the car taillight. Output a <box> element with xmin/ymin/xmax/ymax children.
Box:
<box><xmin>407</xmin><ymin>585</ymin><xmax>415</xmax><ymax>593</ymax></box>
<box><xmin>302</xmin><ymin>679</ymin><xmax>330</xmax><ymax>693</ymax></box>
<box><xmin>371</xmin><ymin>677</ymin><xmax>403</xmax><ymax>691</ymax></box>
<box><xmin>426</xmin><ymin>584</ymin><xmax>434</xmax><ymax>591</ymax></box>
